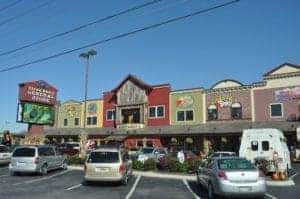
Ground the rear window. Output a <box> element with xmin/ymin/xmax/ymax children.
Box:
<box><xmin>262</xmin><ymin>141</ymin><xmax>269</xmax><ymax>151</ymax></box>
<box><xmin>88</xmin><ymin>151</ymin><xmax>119</xmax><ymax>163</ymax></box>
<box><xmin>13</xmin><ymin>148</ymin><xmax>36</xmax><ymax>157</ymax></box>
<box><xmin>218</xmin><ymin>159</ymin><xmax>255</xmax><ymax>170</ymax></box>
<box><xmin>141</xmin><ymin>148</ymin><xmax>154</xmax><ymax>154</ymax></box>
<box><xmin>251</xmin><ymin>141</ymin><xmax>258</xmax><ymax>151</ymax></box>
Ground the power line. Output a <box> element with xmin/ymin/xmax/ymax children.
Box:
<box><xmin>0</xmin><ymin>0</ymin><xmax>23</xmax><ymax>13</ymax></box>
<box><xmin>0</xmin><ymin>0</ymin><xmax>240</xmax><ymax>73</ymax></box>
<box><xmin>0</xmin><ymin>0</ymin><xmax>52</xmax><ymax>28</ymax></box>
<box><xmin>0</xmin><ymin>0</ymin><xmax>163</xmax><ymax>57</ymax></box>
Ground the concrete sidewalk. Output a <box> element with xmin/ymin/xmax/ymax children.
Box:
<box><xmin>68</xmin><ymin>165</ymin><xmax>295</xmax><ymax>185</ymax></box>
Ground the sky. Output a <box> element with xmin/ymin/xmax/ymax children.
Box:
<box><xmin>0</xmin><ymin>0</ymin><xmax>299</xmax><ymax>133</ymax></box>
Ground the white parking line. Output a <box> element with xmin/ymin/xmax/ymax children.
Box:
<box><xmin>290</xmin><ymin>172</ymin><xmax>298</xmax><ymax>180</ymax></box>
<box><xmin>13</xmin><ymin>170</ymin><xmax>70</xmax><ymax>186</ymax></box>
<box><xmin>265</xmin><ymin>193</ymin><xmax>277</xmax><ymax>199</ymax></box>
<box><xmin>125</xmin><ymin>175</ymin><xmax>141</xmax><ymax>199</ymax></box>
<box><xmin>0</xmin><ymin>174</ymin><xmax>9</xmax><ymax>178</ymax></box>
<box><xmin>66</xmin><ymin>183</ymin><xmax>82</xmax><ymax>191</ymax></box>
<box><xmin>183</xmin><ymin>179</ymin><xmax>201</xmax><ymax>199</ymax></box>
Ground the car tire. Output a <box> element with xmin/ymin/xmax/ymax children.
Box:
<box><xmin>62</xmin><ymin>160</ymin><xmax>68</xmax><ymax>170</ymax></box>
<box><xmin>207</xmin><ymin>183</ymin><xmax>217</xmax><ymax>199</ymax></box>
<box><xmin>40</xmin><ymin>164</ymin><xmax>48</xmax><ymax>176</ymax></box>
<box><xmin>121</xmin><ymin>174</ymin><xmax>129</xmax><ymax>185</ymax></box>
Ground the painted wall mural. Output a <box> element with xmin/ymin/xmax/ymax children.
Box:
<box><xmin>275</xmin><ymin>87</ymin><xmax>300</xmax><ymax>102</ymax></box>
<box><xmin>215</xmin><ymin>93</ymin><xmax>233</xmax><ymax>108</ymax></box>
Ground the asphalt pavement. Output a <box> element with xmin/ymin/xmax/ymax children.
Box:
<box><xmin>0</xmin><ymin>163</ymin><xmax>300</xmax><ymax>199</ymax></box>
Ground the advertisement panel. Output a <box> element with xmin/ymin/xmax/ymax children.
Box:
<box><xmin>19</xmin><ymin>80</ymin><xmax>57</xmax><ymax>105</ymax></box>
<box><xmin>17</xmin><ymin>103</ymin><xmax>55</xmax><ymax>125</ymax></box>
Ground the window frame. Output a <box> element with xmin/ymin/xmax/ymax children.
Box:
<box><xmin>148</xmin><ymin>105</ymin><xmax>165</xmax><ymax>119</ymax></box>
<box><xmin>262</xmin><ymin>141</ymin><xmax>270</xmax><ymax>151</ymax></box>
<box><xmin>74</xmin><ymin>118</ymin><xmax>80</xmax><ymax>126</ymax></box>
<box><xmin>106</xmin><ymin>109</ymin><xmax>116</xmax><ymax>121</ymax></box>
<box><xmin>87</xmin><ymin>116</ymin><xmax>98</xmax><ymax>125</ymax></box>
<box><xmin>269</xmin><ymin>103</ymin><xmax>283</xmax><ymax>118</ymax></box>
<box><xmin>251</xmin><ymin>141</ymin><xmax>258</xmax><ymax>151</ymax></box>
<box><xmin>176</xmin><ymin>109</ymin><xmax>195</xmax><ymax>122</ymax></box>
<box><xmin>207</xmin><ymin>105</ymin><xmax>218</xmax><ymax>121</ymax></box>
<box><xmin>63</xmin><ymin>118</ymin><xmax>68</xmax><ymax>126</ymax></box>
<box><xmin>231</xmin><ymin>102</ymin><xmax>242</xmax><ymax>119</ymax></box>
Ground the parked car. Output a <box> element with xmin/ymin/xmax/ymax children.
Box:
<box><xmin>58</xmin><ymin>142</ymin><xmax>80</xmax><ymax>156</ymax></box>
<box><xmin>136</xmin><ymin>147</ymin><xmax>168</xmax><ymax>163</ymax></box>
<box><xmin>208</xmin><ymin>151</ymin><xmax>236</xmax><ymax>159</ymax></box>
<box><xmin>0</xmin><ymin>145</ymin><xmax>11</xmax><ymax>165</ymax></box>
<box><xmin>84</xmin><ymin>146</ymin><xmax>132</xmax><ymax>185</ymax></box>
<box><xmin>239</xmin><ymin>128</ymin><xmax>291</xmax><ymax>173</ymax></box>
<box><xmin>9</xmin><ymin>145</ymin><xmax>67</xmax><ymax>175</ymax></box>
<box><xmin>197</xmin><ymin>157</ymin><xmax>266</xmax><ymax>199</ymax></box>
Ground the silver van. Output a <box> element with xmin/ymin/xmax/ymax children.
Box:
<box><xmin>84</xmin><ymin>147</ymin><xmax>132</xmax><ymax>185</ymax></box>
<box><xmin>9</xmin><ymin>145</ymin><xmax>67</xmax><ymax>175</ymax></box>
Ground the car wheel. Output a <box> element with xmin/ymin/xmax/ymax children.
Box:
<box><xmin>121</xmin><ymin>174</ymin><xmax>128</xmax><ymax>185</ymax></box>
<box><xmin>62</xmin><ymin>160</ymin><xmax>68</xmax><ymax>170</ymax></box>
<box><xmin>40</xmin><ymin>164</ymin><xmax>48</xmax><ymax>176</ymax></box>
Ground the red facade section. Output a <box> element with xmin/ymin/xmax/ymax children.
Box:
<box><xmin>102</xmin><ymin>92</ymin><xmax>116</xmax><ymax>127</ymax></box>
<box><xmin>124</xmin><ymin>136</ymin><xmax>162</xmax><ymax>149</ymax></box>
<box><xmin>147</xmin><ymin>86</ymin><xmax>170</xmax><ymax>126</ymax></box>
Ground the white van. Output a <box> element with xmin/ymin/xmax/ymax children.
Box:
<box><xmin>239</xmin><ymin>128</ymin><xmax>291</xmax><ymax>173</ymax></box>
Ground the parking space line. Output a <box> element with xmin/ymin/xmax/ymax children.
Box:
<box><xmin>66</xmin><ymin>183</ymin><xmax>82</xmax><ymax>191</ymax></box>
<box><xmin>125</xmin><ymin>175</ymin><xmax>141</xmax><ymax>199</ymax></box>
<box><xmin>183</xmin><ymin>179</ymin><xmax>201</xmax><ymax>199</ymax></box>
<box><xmin>290</xmin><ymin>172</ymin><xmax>298</xmax><ymax>180</ymax></box>
<box><xmin>265</xmin><ymin>193</ymin><xmax>277</xmax><ymax>199</ymax></box>
<box><xmin>13</xmin><ymin>170</ymin><xmax>70</xmax><ymax>186</ymax></box>
<box><xmin>0</xmin><ymin>174</ymin><xmax>9</xmax><ymax>178</ymax></box>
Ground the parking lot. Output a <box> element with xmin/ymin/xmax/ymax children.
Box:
<box><xmin>1</xmin><ymin>164</ymin><xmax>300</xmax><ymax>199</ymax></box>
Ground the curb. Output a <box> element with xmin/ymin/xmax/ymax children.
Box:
<box><xmin>67</xmin><ymin>166</ymin><xmax>196</xmax><ymax>181</ymax></box>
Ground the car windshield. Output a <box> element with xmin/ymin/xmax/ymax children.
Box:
<box><xmin>218</xmin><ymin>159</ymin><xmax>255</xmax><ymax>170</ymax></box>
<box><xmin>0</xmin><ymin>146</ymin><xmax>9</xmax><ymax>153</ymax></box>
<box><xmin>141</xmin><ymin>148</ymin><xmax>154</xmax><ymax>154</ymax></box>
<box><xmin>13</xmin><ymin>148</ymin><xmax>35</xmax><ymax>157</ymax></box>
<box><xmin>88</xmin><ymin>151</ymin><xmax>119</xmax><ymax>163</ymax></box>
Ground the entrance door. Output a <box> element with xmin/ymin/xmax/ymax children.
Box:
<box><xmin>121</xmin><ymin>108</ymin><xmax>140</xmax><ymax>124</ymax></box>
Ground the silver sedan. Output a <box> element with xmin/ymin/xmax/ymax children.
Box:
<box><xmin>197</xmin><ymin>157</ymin><xmax>266</xmax><ymax>199</ymax></box>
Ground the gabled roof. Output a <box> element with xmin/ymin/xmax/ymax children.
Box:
<box><xmin>211</xmin><ymin>79</ymin><xmax>244</xmax><ymax>89</ymax></box>
<box><xmin>19</xmin><ymin>80</ymin><xmax>57</xmax><ymax>91</ymax></box>
<box><xmin>61</xmin><ymin>99</ymin><xmax>81</xmax><ymax>105</ymax></box>
<box><xmin>263</xmin><ymin>62</ymin><xmax>300</xmax><ymax>77</ymax></box>
<box><xmin>111</xmin><ymin>74</ymin><xmax>153</xmax><ymax>93</ymax></box>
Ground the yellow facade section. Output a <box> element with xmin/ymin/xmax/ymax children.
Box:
<box><xmin>81</xmin><ymin>99</ymin><xmax>103</xmax><ymax>128</ymax></box>
<box><xmin>57</xmin><ymin>100</ymin><xmax>82</xmax><ymax>128</ymax></box>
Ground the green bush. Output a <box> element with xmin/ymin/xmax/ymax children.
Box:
<box><xmin>132</xmin><ymin>159</ymin><xmax>156</xmax><ymax>171</ymax></box>
<box><xmin>167</xmin><ymin>158</ymin><xmax>189</xmax><ymax>173</ymax></box>
<box><xmin>132</xmin><ymin>160</ymin><xmax>144</xmax><ymax>170</ymax></box>
<box><xmin>67</xmin><ymin>155</ymin><xmax>86</xmax><ymax>165</ymax></box>
<box><xmin>187</xmin><ymin>159</ymin><xmax>203</xmax><ymax>173</ymax></box>
<box><xmin>143</xmin><ymin>159</ymin><xmax>157</xmax><ymax>171</ymax></box>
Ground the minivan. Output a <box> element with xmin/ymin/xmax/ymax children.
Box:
<box><xmin>9</xmin><ymin>145</ymin><xmax>67</xmax><ymax>175</ymax></box>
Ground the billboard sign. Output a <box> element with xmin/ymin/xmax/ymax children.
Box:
<box><xmin>275</xmin><ymin>87</ymin><xmax>300</xmax><ymax>102</ymax></box>
<box><xmin>19</xmin><ymin>80</ymin><xmax>57</xmax><ymax>105</ymax></box>
<box><xmin>17</xmin><ymin>103</ymin><xmax>55</xmax><ymax>125</ymax></box>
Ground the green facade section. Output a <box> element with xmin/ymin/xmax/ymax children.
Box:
<box><xmin>170</xmin><ymin>90</ymin><xmax>203</xmax><ymax>125</ymax></box>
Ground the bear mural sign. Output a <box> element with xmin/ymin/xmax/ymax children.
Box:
<box><xmin>17</xmin><ymin>80</ymin><xmax>57</xmax><ymax>125</ymax></box>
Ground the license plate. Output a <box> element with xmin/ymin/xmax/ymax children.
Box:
<box><xmin>95</xmin><ymin>168</ymin><xmax>109</xmax><ymax>172</ymax></box>
<box><xmin>239</xmin><ymin>187</ymin><xmax>252</xmax><ymax>192</ymax></box>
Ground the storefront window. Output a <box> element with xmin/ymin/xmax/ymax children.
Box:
<box><xmin>64</xmin><ymin>118</ymin><xmax>68</xmax><ymax>126</ymax></box>
<box><xmin>231</xmin><ymin>102</ymin><xmax>242</xmax><ymax>119</ymax></box>
<box><xmin>270</xmin><ymin>103</ymin><xmax>283</xmax><ymax>118</ymax></box>
<box><xmin>74</xmin><ymin>118</ymin><xmax>79</xmax><ymax>126</ymax></box>
<box><xmin>208</xmin><ymin>105</ymin><xmax>218</xmax><ymax>120</ymax></box>
<box><xmin>149</xmin><ymin>106</ymin><xmax>164</xmax><ymax>118</ymax></box>
<box><xmin>177</xmin><ymin>111</ymin><xmax>185</xmax><ymax>121</ymax></box>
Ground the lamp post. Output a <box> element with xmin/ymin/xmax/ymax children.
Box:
<box><xmin>79</xmin><ymin>49</ymin><xmax>97</xmax><ymax>129</ymax></box>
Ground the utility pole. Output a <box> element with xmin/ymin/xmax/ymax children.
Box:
<box><xmin>79</xmin><ymin>49</ymin><xmax>97</xmax><ymax>129</ymax></box>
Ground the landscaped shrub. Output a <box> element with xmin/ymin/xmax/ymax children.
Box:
<box><xmin>132</xmin><ymin>159</ymin><xmax>157</xmax><ymax>171</ymax></box>
<box><xmin>143</xmin><ymin>159</ymin><xmax>157</xmax><ymax>171</ymax></box>
<box><xmin>67</xmin><ymin>155</ymin><xmax>86</xmax><ymax>165</ymax></box>
<box><xmin>167</xmin><ymin>158</ymin><xmax>189</xmax><ymax>173</ymax></box>
<box><xmin>186</xmin><ymin>159</ymin><xmax>203</xmax><ymax>173</ymax></box>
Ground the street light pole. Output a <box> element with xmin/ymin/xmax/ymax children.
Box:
<box><xmin>79</xmin><ymin>49</ymin><xmax>97</xmax><ymax>129</ymax></box>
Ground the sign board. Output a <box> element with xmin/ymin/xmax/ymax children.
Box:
<box><xmin>215</xmin><ymin>93</ymin><xmax>233</xmax><ymax>108</ymax></box>
<box><xmin>19</xmin><ymin>80</ymin><xmax>57</xmax><ymax>105</ymax></box>
<box><xmin>275</xmin><ymin>87</ymin><xmax>300</xmax><ymax>102</ymax></box>
<box><xmin>17</xmin><ymin>103</ymin><xmax>55</xmax><ymax>125</ymax></box>
<box><xmin>176</xmin><ymin>95</ymin><xmax>194</xmax><ymax>108</ymax></box>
